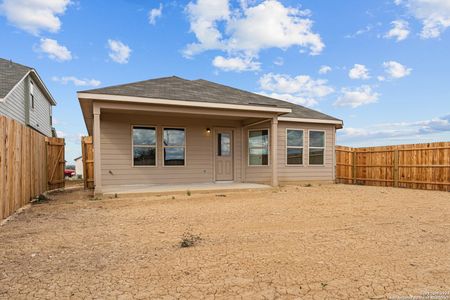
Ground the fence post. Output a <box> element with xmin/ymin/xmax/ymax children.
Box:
<box><xmin>352</xmin><ymin>150</ymin><xmax>356</xmax><ymax>184</ymax></box>
<box><xmin>393</xmin><ymin>149</ymin><xmax>399</xmax><ymax>187</ymax></box>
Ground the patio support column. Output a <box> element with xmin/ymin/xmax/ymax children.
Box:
<box><xmin>271</xmin><ymin>116</ymin><xmax>278</xmax><ymax>187</ymax></box>
<box><xmin>93</xmin><ymin>106</ymin><xmax>102</xmax><ymax>194</ymax></box>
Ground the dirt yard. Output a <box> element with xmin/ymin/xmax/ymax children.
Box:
<box><xmin>0</xmin><ymin>184</ymin><xmax>449</xmax><ymax>299</ymax></box>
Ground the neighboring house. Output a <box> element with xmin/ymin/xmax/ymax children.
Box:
<box><xmin>0</xmin><ymin>58</ymin><xmax>57</xmax><ymax>137</ymax></box>
<box><xmin>74</xmin><ymin>156</ymin><xmax>83</xmax><ymax>178</ymax></box>
<box><xmin>77</xmin><ymin>76</ymin><xmax>343</xmax><ymax>193</ymax></box>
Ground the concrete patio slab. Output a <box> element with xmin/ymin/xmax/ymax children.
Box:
<box><xmin>101</xmin><ymin>182</ymin><xmax>272</xmax><ymax>196</ymax></box>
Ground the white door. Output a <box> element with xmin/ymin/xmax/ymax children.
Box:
<box><xmin>215</xmin><ymin>130</ymin><xmax>233</xmax><ymax>181</ymax></box>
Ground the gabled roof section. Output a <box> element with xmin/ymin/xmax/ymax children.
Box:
<box><xmin>0</xmin><ymin>58</ymin><xmax>31</xmax><ymax>99</ymax></box>
<box><xmin>80</xmin><ymin>76</ymin><xmax>341</xmax><ymax>122</ymax></box>
<box><xmin>0</xmin><ymin>58</ymin><xmax>57</xmax><ymax>105</ymax></box>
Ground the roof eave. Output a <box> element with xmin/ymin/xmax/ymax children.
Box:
<box><xmin>278</xmin><ymin>116</ymin><xmax>344</xmax><ymax>129</ymax></box>
<box><xmin>77</xmin><ymin>92</ymin><xmax>293</xmax><ymax>114</ymax></box>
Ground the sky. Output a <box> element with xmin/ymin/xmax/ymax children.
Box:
<box><xmin>0</xmin><ymin>0</ymin><xmax>449</xmax><ymax>164</ymax></box>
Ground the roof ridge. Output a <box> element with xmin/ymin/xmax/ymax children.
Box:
<box><xmin>0</xmin><ymin>58</ymin><xmax>32</xmax><ymax>70</ymax></box>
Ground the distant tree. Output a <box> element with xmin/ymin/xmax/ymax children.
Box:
<box><xmin>66</xmin><ymin>165</ymin><xmax>75</xmax><ymax>170</ymax></box>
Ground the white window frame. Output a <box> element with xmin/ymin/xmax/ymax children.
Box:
<box><xmin>131</xmin><ymin>125</ymin><xmax>157</xmax><ymax>168</ymax></box>
<box><xmin>247</xmin><ymin>128</ymin><xmax>270</xmax><ymax>167</ymax></box>
<box><xmin>308</xmin><ymin>129</ymin><xmax>326</xmax><ymax>166</ymax></box>
<box><xmin>285</xmin><ymin>128</ymin><xmax>305</xmax><ymax>166</ymax></box>
<box><xmin>30</xmin><ymin>80</ymin><xmax>35</xmax><ymax>110</ymax></box>
<box><xmin>163</xmin><ymin>127</ymin><xmax>186</xmax><ymax>167</ymax></box>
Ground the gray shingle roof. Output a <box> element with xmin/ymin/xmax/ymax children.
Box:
<box><xmin>81</xmin><ymin>76</ymin><xmax>341</xmax><ymax>121</ymax></box>
<box><xmin>0</xmin><ymin>58</ymin><xmax>31</xmax><ymax>99</ymax></box>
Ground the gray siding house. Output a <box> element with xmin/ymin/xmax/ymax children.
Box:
<box><xmin>0</xmin><ymin>58</ymin><xmax>57</xmax><ymax>137</ymax></box>
<box><xmin>78</xmin><ymin>76</ymin><xmax>343</xmax><ymax>193</ymax></box>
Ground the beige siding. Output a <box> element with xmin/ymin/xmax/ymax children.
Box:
<box><xmin>244</xmin><ymin>121</ymin><xmax>336</xmax><ymax>184</ymax></box>
<box><xmin>100</xmin><ymin>113</ymin><xmax>242</xmax><ymax>187</ymax></box>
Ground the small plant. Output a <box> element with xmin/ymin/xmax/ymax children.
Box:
<box><xmin>215</xmin><ymin>194</ymin><xmax>226</xmax><ymax>197</ymax></box>
<box><xmin>304</xmin><ymin>183</ymin><xmax>313</xmax><ymax>187</ymax></box>
<box><xmin>33</xmin><ymin>194</ymin><xmax>48</xmax><ymax>204</ymax></box>
<box><xmin>186</xmin><ymin>190</ymin><xmax>191</xmax><ymax>196</ymax></box>
<box><xmin>172</xmin><ymin>196</ymin><xmax>176</xmax><ymax>200</ymax></box>
<box><xmin>180</xmin><ymin>231</ymin><xmax>201</xmax><ymax>248</ymax></box>
<box><xmin>321</xmin><ymin>283</ymin><xmax>328</xmax><ymax>289</ymax></box>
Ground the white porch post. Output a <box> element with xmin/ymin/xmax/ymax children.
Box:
<box><xmin>271</xmin><ymin>116</ymin><xmax>278</xmax><ymax>187</ymax></box>
<box><xmin>93</xmin><ymin>107</ymin><xmax>102</xmax><ymax>194</ymax></box>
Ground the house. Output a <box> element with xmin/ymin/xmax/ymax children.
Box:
<box><xmin>0</xmin><ymin>58</ymin><xmax>57</xmax><ymax>137</ymax></box>
<box><xmin>74</xmin><ymin>156</ymin><xmax>83</xmax><ymax>178</ymax></box>
<box><xmin>77</xmin><ymin>76</ymin><xmax>343</xmax><ymax>193</ymax></box>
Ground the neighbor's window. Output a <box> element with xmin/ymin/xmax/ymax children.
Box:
<box><xmin>248</xmin><ymin>129</ymin><xmax>269</xmax><ymax>166</ymax></box>
<box><xmin>30</xmin><ymin>80</ymin><xmax>35</xmax><ymax>109</ymax></box>
<box><xmin>163</xmin><ymin>128</ymin><xmax>185</xmax><ymax>166</ymax></box>
<box><xmin>286</xmin><ymin>129</ymin><xmax>303</xmax><ymax>165</ymax></box>
<box><xmin>309</xmin><ymin>130</ymin><xmax>325</xmax><ymax>165</ymax></box>
<box><xmin>132</xmin><ymin>126</ymin><xmax>156</xmax><ymax>166</ymax></box>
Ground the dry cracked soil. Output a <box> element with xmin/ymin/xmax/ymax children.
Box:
<box><xmin>0</xmin><ymin>184</ymin><xmax>449</xmax><ymax>299</ymax></box>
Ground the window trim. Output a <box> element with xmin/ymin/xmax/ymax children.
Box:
<box><xmin>131</xmin><ymin>125</ymin><xmax>158</xmax><ymax>168</ymax></box>
<box><xmin>285</xmin><ymin>128</ymin><xmax>305</xmax><ymax>166</ymax></box>
<box><xmin>247</xmin><ymin>128</ymin><xmax>270</xmax><ymax>167</ymax></box>
<box><xmin>30</xmin><ymin>80</ymin><xmax>35</xmax><ymax>110</ymax></box>
<box><xmin>308</xmin><ymin>129</ymin><xmax>326</xmax><ymax>166</ymax></box>
<box><xmin>163</xmin><ymin>127</ymin><xmax>186</xmax><ymax>167</ymax></box>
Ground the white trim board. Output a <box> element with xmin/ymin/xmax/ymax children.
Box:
<box><xmin>77</xmin><ymin>92</ymin><xmax>292</xmax><ymax>114</ymax></box>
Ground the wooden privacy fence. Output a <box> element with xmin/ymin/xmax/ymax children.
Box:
<box><xmin>0</xmin><ymin>115</ymin><xmax>65</xmax><ymax>220</ymax></box>
<box><xmin>336</xmin><ymin>142</ymin><xmax>450</xmax><ymax>192</ymax></box>
<box><xmin>81</xmin><ymin>136</ymin><xmax>94</xmax><ymax>189</ymax></box>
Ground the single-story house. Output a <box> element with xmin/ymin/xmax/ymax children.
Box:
<box><xmin>74</xmin><ymin>156</ymin><xmax>83</xmax><ymax>178</ymax></box>
<box><xmin>0</xmin><ymin>58</ymin><xmax>57</xmax><ymax>137</ymax></box>
<box><xmin>77</xmin><ymin>76</ymin><xmax>343</xmax><ymax>193</ymax></box>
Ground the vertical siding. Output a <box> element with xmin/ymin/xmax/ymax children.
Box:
<box><xmin>244</xmin><ymin>121</ymin><xmax>336</xmax><ymax>184</ymax></box>
<box><xmin>28</xmin><ymin>77</ymin><xmax>52</xmax><ymax>137</ymax></box>
<box><xmin>0</xmin><ymin>78</ymin><xmax>26</xmax><ymax>123</ymax></box>
<box><xmin>100</xmin><ymin>113</ymin><xmax>242</xmax><ymax>187</ymax></box>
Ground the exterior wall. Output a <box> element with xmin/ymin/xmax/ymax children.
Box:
<box><xmin>0</xmin><ymin>77</ymin><xmax>26</xmax><ymax>123</ymax></box>
<box><xmin>0</xmin><ymin>75</ymin><xmax>53</xmax><ymax>137</ymax></box>
<box><xmin>28</xmin><ymin>77</ymin><xmax>53</xmax><ymax>137</ymax></box>
<box><xmin>244</xmin><ymin>121</ymin><xmax>336</xmax><ymax>184</ymax></box>
<box><xmin>100</xmin><ymin>112</ymin><xmax>242</xmax><ymax>187</ymax></box>
<box><xmin>75</xmin><ymin>158</ymin><xmax>83</xmax><ymax>177</ymax></box>
<box><xmin>99</xmin><ymin>113</ymin><xmax>337</xmax><ymax>187</ymax></box>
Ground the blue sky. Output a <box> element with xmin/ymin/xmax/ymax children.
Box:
<box><xmin>1</xmin><ymin>0</ymin><xmax>449</xmax><ymax>164</ymax></box>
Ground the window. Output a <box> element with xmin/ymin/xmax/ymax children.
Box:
<box><xmin>286</xmin><ymin>129</ymin><xmax>303</xmax><ymax>165</ymax></box>
<box><xmin>309</xmin><ymin>130</ymin><xmax>325</xmax><ymax>165</ymax></box>
<box><xmin>163</xmin><ymin>128</ymin><xmax>185</xmax><ymax>166</ymax></box>
<box><xmin>248</xmin><ymin>129</ymin><xmax>269</xmax><ymax>166</ymax></box>
<box><xmin>30</xmin><ymin>80</ymin><xmax>34</xmax><ymax>109</ymax></box>
<box><xmin>132</xmin><ymin>126</ymin><xmax>156</xmax><ymax>166</ymax></box>
<box><xmin>218</xmin><ymin>133</ymin><xmax>231</xmax><ymax>156</ymax></box>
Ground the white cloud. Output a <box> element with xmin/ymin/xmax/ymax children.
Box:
<box><xmin>318</xmin><ymin>65</ymin><xmax>332</xmax><ymax>74</ymax></box>
<box><xmin>345</xmin><ymin>25</ymin><xmax>374</xmax><ymax>39</ymax></box>
<box><xmin>348</xmin><ymin>64</ymin><xmax>370</xmax><ymax>80</ymax></box>
<box><xmin>212</xmin><ymin>56</ymin><xmax>260</xmax><ymax>72</ymax></box>
<box><xmin>38</xmin><ymin>38</ymin><xmax>72</xmax><ymax>61</ymax></box>
<box><xmin>149</xmin><ymin>3</ymin><xmax>163</xmax><ymax>25</ymax></box>
<box><xmin>338</xmin><ymin>115</ymin><xmax>450</xmax><ymax>144</ymax></box>
<box><xmin>385</xmin><ymin>19</ymin><xmax>410</xmax><ymax>41</ymax></box>
<box><xmin>184</xmin><ymin>0</ymin><xmax>324</xmax><ymax>70</ymax></box>
<box><xmin>395</xmin><ymin>0</ymin><xmax>450</xmax><ymax>38</ymax></box>
<box><xmin>258</xmin><ymin>73</ymin><xmax>334</xmax><ymax>107</ymax></box>
<box><xmin>107</xmin><ymin>39</ymin><xmax>131</xmax><ymax>64</ymax></box>
<box><xmin>383</xmin><ymin>61</ymin><xmax>412</xmax><ymax>79</ymax></box>
<box><xmin>0</xmin><ymin>0</ymin><xmax>71</xmax><ymax>35</ymax></box>
<box><xmin>52</xmin><ymin>76</ymin><xmax>101</xmax><ymax>87</ymax></box>
<box><xmin>334</xmin><ymin>85</ymin><xmax>379</xmax><ymax>108</ymax></box>
<box><xmin>273</xmin><ymin>57</ymin><xmax>284</xmax><ymax>66</ymax></box>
